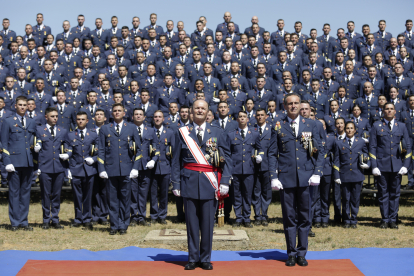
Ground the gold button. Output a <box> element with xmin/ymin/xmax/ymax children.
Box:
<box><xmin>119</xmin><ymin>154</ymin><xmax>121</xmax><ymax>155</ymax></box>
<box><xmin>296</xmin><ymin>148</ymin><xmax>298</xmax><ymax>151</ymax></box>
<box><xmin>53</xmin><ymin>158</ymin><xmax>55</xmax><ymax>160</ymax></box>
<box><xmin>120</xmin><ymin>160</ymin><xmax>122</xmax><ymax>162</ymax></box>
<box><xmin>297</xmin><ymin>157</ymin><xmax>299</xmax><ymax>160</ymax></box>
<box><xmin>199</xmin><ymin>171</ymin><xmax>201</xmax><ymax>174</ymax></box>
<box><xmin>298</xmin><ymin>167</ymin><xmax>300</xmax><ymax>169</ymax></box>
<box><xmin>350</xmin><ymin>169</ymin><xmax>352</xmax><ymax>171</ymax></box>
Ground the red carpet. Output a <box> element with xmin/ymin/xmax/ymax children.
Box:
<box><xmin>18</xmin><ymin>259</ymin><xmax>363</xmax><ymax>275</ymax></box>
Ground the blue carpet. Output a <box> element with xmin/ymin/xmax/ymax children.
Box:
<box><xmin>1</xmin><ymin>247</ymin><xmax>413</xmax><ymax>275</ymax></box>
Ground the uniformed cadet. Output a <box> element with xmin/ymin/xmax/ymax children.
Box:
<box><xmin>0</xmin><ymin>97</ymin><xmax>13</xmax><ymax>188</ymax></box>
<box><xmin>228</xmin><ymin>111</ymin><xmax>263</xmax><ymax>227</ymax></box>
<box><xmin>334</xmin><ymin>121</ymin><xmax>370</xmax><ymax>228</ymax></box>
<box><xmin>65</xmin><ymin>77</ymin><xmax>87</xmax><ymax>112</ymax></box>
<box><xmin>99</xmin><ymin>54</ymin><xmax>119</xmax><ymax>83</ymax></box>
<box><xmin>30</xmin><ymin>78</ymin><xmax>53</xmax><ymax>114</ymax></box>
<box><xmin>105</xmin><ymin>16</ymin><xmax>122</xmax><ymax>45</ymax></box>
<box><xmin>130</xmin><ymin>16</ymin><xmax>146</xmax><ymax>41</ymax></box>
<box><xmin>13</xmin><ymin>69</ymin><xmax>31</xmax><ymax>96</ymax></box>
<box><xmin>128</xmin><ymin>52</ymin><xmax>148</xmax><ymax>81</ymax></box>
<box><xmin>148</xmin><ymin>110</ymin><xmax>175</xmax><ymax>224</ymax></box>
<box><xmin>369</xmin><ymin>102</ymin><xmax>411</xmax><ymax>229</ymax></box>
<box><xmin>97</xmin><ymin>103</ymin><xmax>141</xmax><ymax>235</ymax></box>
<box><xmin>65</xmin><ymin>111</ymin><xmax>97</xmax><ymax>229</ymax></box>
<box><xmin>1</xmin><ymin>18</ymin><xmax>17</xmax><ymax>49</ymax></box>
<box><xmin>91</xmin><ymin>109</ymin><xmax>109</xmax><ymax>225</ymax></box>
<box><xmin>34</xmin><ymin>107</ymin><xmax>69</xmax><ymax>230</ymax></box>
<box><xmin>268</xmin><ymin>93</ymin><xmax>323</xmax><ymax>267</ymax></box>
<box><xmin>111</xmin><ymin>65</ymin><xmax>132</xmax><ymax>95</ymax></box>
<box><xmin>200</xmin><ymin>62</ymin><xmax>221</xmax><ymax>96</ymax></box>
<box><xmin>386</xmin><ymin>63</ymin><xmax>414</xmax><ymax>100</ymax></box>
<box><xmin>157</xmin><ymin>73</ymin><xmax>185</xmax><ymax>116</ymax></box>
<box><xmin>171</xmin><ymin>100</ymin><xmax>232</xmax><ymax>270</ymax></box>
<box><xmin>1</xmin><ymin>96</ymin><xmax>36</xmax><ymax>231</ymax></box>
<box><xmin>173</xmin><ymin>64</ymin><xmax>191</xmax><ymax>92</ymax></box>
<box><xmin>2</xmin><ymin>76</ymin><xmax>22</xmax><ymax>112</ymax></box>
<box><xmin>35</xmin><ymin>60</ymin><xmax>65</xmax><ymax>96</ymax></box>
<box><xmin>143</xmin><ymin>13</ymin><xmax>164</xmax><ymax>40</ymax></box>
<box><xmin>90</xmin><ymin>19</ymin><xmax>107</xmax><ymax>53</ymax></box>
<box><xmin>123</xmin><ymin>80</ymin><xmax>141</xmax><ymax>114</ymax></box>
<box><xmin>13</xmin><ymin>46</ymin><xmax>38</xmax><ymax>82</ymax></box>
<box><xmin>78</xmin><ymin>91</ymin><xmax>102</xmax><ymax>128</ymax></box>
<box><xmin>252</xmin><ymin>108</ymin><xmax>272</xmax><ymax>226</ymax></box>
<box><xmin>304</xmin><ymin>79</ymin><xmax>329</xmax><ymax>119</ymax></box>
<box><xmin>138</xmin><ymin>64</ymin><xmax>163</xmax><ymax>104</ymax></box>
<box><xmin>26</xmin><ymin>99</ymin><xmax>45</xmax><ymax>128</ymax></box>
<box><xmin>130</xmin><ymin>108</ymin><xmax>156</xmax><ymax>226</ymax></box>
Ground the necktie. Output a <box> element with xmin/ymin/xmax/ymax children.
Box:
<box><xmin>206</xmin><ymin>77</ymin><xmax>209</xmax><ymax>85</ymax></box>
<box><xmin>59</xmin><ymin>106</ymin><xmax>63</xmax><ymax>114</ymax></box>
<box><xmin>248</xmin><ymin>113</ymin><xmax>251</xmax><ymax>119</ymax></box>
<box><xmin>240</xmin><ymin>129</ymin><xmax>245</xmax><ymax>139</ymax></box>
<box><xmin>314</xmin><ymin>93</ymin><xmax>317</xmax><ymax>100</ymax></box>
<box><xmin>411</xmin><ymin>111</ymin><xmax>414</xmax><ymax>119</ymax></box>
<box><xmin>47</xmin><ymin>73</ymin><xmax>51</xmax><ymax>81</ymax></box>
<box><xmin>29</xmin><ymin>111</ymin><xmax>33</xmax><ymax>118</ymax></box>
<box><xmin>144</xmin><ymin>52</ymin><xmax>147</xmax><ymax>57</ymax></box>
<box><xmin>20</xmin><ymin>81</ymin><xmax>23</xmax><ymax>89</ymax></box>
<box><xmin>172</xmin><ymin>115</ymin><xmax>175</xmax><ymax>122</ymax></box>
<box><xmin>90</xmin><ymin>106</ymin><xmax>94</xmax><ymax>115</ymax></box>
<box><xmin>367</xmin><ymin>97</ymin><xmax>370</xmax><ymax>103</ymax></box>
<box><xmin>311</xmin><ymin>65</ymin><xmax>314</xmax><ymax>72</ymax></box>
<box><xmin>237</xmin><ymin>53</ymin><xmax>240</xmax><ymax>60</ymax></box>
<box><xmin>50</xmin><ymin>126</ymin><xmax>54</xmax><ymax>137</ymax></box>
<box><xmin>291</xmin><ymin>121</ymin><xmax>295</xmax><ymax>136</ymax></box>
<box><xmin>38</xmin><ymin>60</ymin><xmax>41</xmax><ymax>66</ymax></box>
<box><xmin>81</xmin><ymin>130</ymin><xmax>84</xmax><ymax>140</ymax></box>
<box><xmin>123</xmin><ymin>40</ymin><xmax>127</xmax><ymax>46</ymax></box>
<box><xmin>348</xmin><ymin>139</ymin><xmax>352</xmax><ymax>147</ymax></box>
<box><xmin>253</xmin><ymin>59</ymin><xmax>256</xmax><ymax>67</ymax></box>
<box><xmin>397</xmin><ymin>78</ymin><xmax>400</xmax><ymax>86</ymax></box>
<box><xmin>356</xmin><ymin>118</ymin><xmax>359</xmax><ymax>123</ymax></box>
<box><xmin>157</xmin><ymin>129</ymin><xmax>160</xmax><ymax>138</ymax></box>
<box><xmin>409</xmin><ymin>33</ymin><xmax>412</xmax><ymax>40</ymax></box>
<box><xmin>8</xmin><ymin>91</ymin><xmax>12</xmax><ymax>99</ymax></box>
<box><xmin>177</xmin><ymin>79</ymin><xmax>181</xmax><ymax>87</ymax></box>
<box><xmin>271</xmin><ymin>113</ymin><xmax>274</xmax><ymax>119</ymax></box>
<box><xmin>208</xmin><ymin>56</ymin><xmax>212</xmax><ymax>62</ymax></box>
<box><xmin>369</xmin><ymin>46</ymin><xmax>372</xmax><ymax>53</ymax></box>
<box><xmin>339</xmin><ymin>66</ymin><xmax>342</xmax><ymax>74</ymax></box>
<box><xmin>195</xmin><ymin>64</ymin><xmax>198</xmax><ymax>71</ymax></box>
<box><xmin>109</xmin><ymin>67</ymin><xmax>113</xmax><ymax>74</ymax></box>
<box><xmin>181</xmin><ymin>56</ymin><xmax>184</xmax><ymax>63</ymax></box>
<box><xmin>282</xmin><ymin>63</ymin><xmax>285</xmax><ymax>70</ymax></box>
<box><xmin>326</xmin><ymin>81</ymin><xmax>330</xmax><ymax>88</ymax></box>
<box><xmin>388</xmin><ymin>121</ymin><xmax>392</xmax><ymax>130</ymax></box>
<box><xmin>168</xmin><ymin>33</ymin><xmax>171</xmax><ymax>39</ymax></box>
<box><xmin>121</xmin><ymin>78</ymin><xmax>124</xmax><ymax>86</ymax></box>
<box><xmin>197</xmin><ymin>127</ymin><xmax>203</xmax><ymax>144</ymax></box>
<box><xmin>258</xmin><ymin>90</ymin><xmax>262</xmax><ymax>99</ymax></box>
<box><xmin>143</xmin><ymin>105</ymin><xmax>146</xmax><ymax>113</ymax></box>
<box><xmin>233</xmin><ymin>91</ymin><xmax>236</xmax><ymax>98</ymax></box>
<box><xmin>221</xmin><ymin>120</ymin><xmax>225</xmax><ymax>129</ymax></box>
<box><xmin>116</xmin><ymin>125</ymin><xmax>120</xmax><ymax>135</ymax></box>
<box><xmin>377</xmin><ymin>64</ymin><xmax>380</xmax><ymax>71</ymax></box>
<box><xmin>104</xmin><ymin>95</ymin><xmax>108</xmax><ymax>102</ymax></box>
<box><xmin>39</xmin><ymin>93</ymin><xmax>42</xmax><ymax>100</ymax></box>
<box><xmin>288</xmin><ymin>54</ymin><xmax>292</xmax><ymax>61</ymax></box>
<box><xmin>138</xmin><ymin>126</ymin><xmax>141</xmax><ymax>138</ymax></box>
<box><xmin>259</xmin><ymin>127</ymin><xmax>263</xmax><ymax>136</ymax></box>
<box><xmin>66</xmin><ymin>56</ymin><xmax>69</xmax><ymax>62</ymax></box>
<box><xmin>346</xmin><ymin>76</ymin><xmax>350</xmax><ymax>84</ymax></box>
<box><xmin>150</xmin><ymin>77</ymin><xmax>154</xmax><ymax>84</ymax></box>
<box><xmin>225</xmin><ymin>65</ymin><xmax>228</xmax><ymax>71</ymax></box>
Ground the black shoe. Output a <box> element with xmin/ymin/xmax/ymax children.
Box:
<box><xmin>200</xmin><ymin>262</ymin><xmax>213</xmax><ymax>270</ymax></box>
<box><xmin>20</xmin><ymin>225</ymin><xmax>33</xmax><ymax>231</ymax></box>
<box><xmin>262</xmin><ymin>220</ymin><xmax>269</xmax><ymax>227</ymax></box>
<box><xmin>91</xmin><ymin>221</ymin><xmax>98</xmax><ymax>226</ymax></box>
<box><xmin>71</xmin><ymin>222</ymin><xmax>82</xmax><ymax>228</ymax></box>
<box><xmin>403</xmin><ymin>185</ymin><xmax>413</xmax><ymax>190</ymax></box>
<box><xmin>42</xmin><ymin>223</ymin><xmax>50</xmax><ymax>230</ymax></box>
<box><xmin>351</xmin><ymin>224</ymin><xmax>357</xmax><ymax>229</ymax></box>
<box><xmin>51</xmin><ymin>223</ymin><xmax>64</xmax><ymax>229</ymax></box>
<box><xmin>175</xmin><ymin>218</ymin><xmax>185</xmax><ymax>223</ymax></box>
<box><xmin>151</xmin><ymin>219</ymin><xmax>157</xmax><ymax>224</ymax></box>
<box><xmin>84</xmin><ymin>222</ymin><xmax>93</xmax><ymax>230</ymax></box>
<box><xmin>63</xmin><ymin>180</ymin><xmax>71</xmax><ymax>186</ymax></box>
<box><xmin>379</xmin><ymin>222</ymin><xmax>388</xmax><ymax>229</ymax></box>
<box><xmin>308</xmin><ymin>230</ymin><xmax>315</xmax><ymax>237</ymax></box>
<box><xmin>119</xmin><ymin>229</ymin><xmax>127</xmax><ymax>235</ymax></box>
<box><xmin>1</xmin><ymin>183</ymin><xmax>8</xmax><ymax>188</ymax></box>
<box><xmin>254</xmin><ymin>220</ymin><xmax>262</xmax><ymax>226</ymax></box>
<box><xmin>297</xmin><ymin>256</ymin><xmax>308</xmax><ymax>266</ymax></box>
<box><xmin>184</xmin><ymin>262</ymin><xmax>198</xmax><ymax>270</ymax></box>
<box><xmin>109</xmin><ymin>229</ymin><xmax>117</xmax><ymax>235</ymax></box>
<box><xmin>343</xmin><ymin>223</ymin><xmax>350</xmax><ymax>228</ymax></box>
<box><xmin>244</xmin><ymin>222</ymin><xmax>253</xmax><ymax>228</ymax></box>
<box><xmin>129</xmin><ymin>220</ymin><xmax>138</xmax><ymax>227</ymax></box>
<box><xmin>224</xmin><ymin>217</ymin><xmax>230</xmax><ymax>224</ymax></box>
<box><xmin>314</xmin><ymin>222</ymin><xmax>321</xmax><ymax>228</ymax></box>
<box><xmin>98</xmin><ymin>219</ymin><xmax>109</xmax><ymax>225</ymax></box>
<box><xmin>321</xmin><ymin>223</ymin><xmax>328</xmax><ymax>228</ymax></box>
<box><xmin>285</xmin><ymin>256</ymin><xmax>296</xmax><ymax>266</ymax></box>
<box><xmin>233</xmin><ymin>221</ymin><xmax>241</xmax><ymax>227</ymax></box>
<box><xmin>389</xmin><ymin>222</ymin><xmax>398</xmax><ymax>229</ymax></box>
<box><xmin>138</xmin><ymin>220</ymin><xmax>151</xmax><ymax>226</ymax></box>
<box><xmin>11</xmin><ymin>226</ymin><xmax>19</xmax><ymax>231</ymax></box>
<box><xmin>158</xmin><ymin>219</ymin><xmax>167</xmax><ymax>225</ymax></box>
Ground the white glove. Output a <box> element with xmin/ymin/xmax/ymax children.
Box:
<box><xmin>66</xmin><ymin>169</ymin><xmax>72</xmax><ymax>179</ymax></box>
<box><xmin>34</xmin><ymin>143</ymin><xmax>41</xmax><ymax>153</ymax></box>
<box><xmin>5</xmin><ymin>164</ymin><xmax>15</xmax><ymax>172</ymax></box>
<box><xmin>219</xmin><ymin>184</ymin><xmax>229</xmax><ymax>196</ymax></box>
<box><xmin>52</xmin><ymin>96</ymin><xmax>57</xmax><ymax>102</ymax></box>
<box><xmin>398</xmin><ymin>166</ymin><xmax>408</xmax><ymax>175</ymax></box>
<box><xmin>372</xmin><ymin>167</ymin><xmax>381</xmax><ymax>176</ymax></box>
<box><xmin>99</xmin><ymin>171</ymin><xmax>108</xmax><ymax>179</ymax></box>
<box><xmin>146</xmin><ymin>160</ymin><xmax>155</xmax><ymax>169</ymax></box>
<box><xmin>84</xmin><ymin>157</ymin><xmax>94</xmax><ymax>165</ymax></box>
<box><xmin>309</xmin><ymin>174</ymin><xmax>321</xmax><ymax>186</ymax></box>
<box><xmin>271</xmin><ymin>178</ymin><xmax>283</xmax><ymax>191</ymax></box>
<box><xmin>360</xmin><ymin>162</ymin><xmax>369</xmax><ymax>169</ymax></box>
<box><xmin>129</xmin><ymin>169</ymin><xmax>139</xmax><ymax>179</ymax></box>
<box><xmin>362</xmin><ymin>138</ymin><xmax>369</xmax><ymax>143</ymax></box>
<box><xmin>255</xmin><ymin>155</ymin><xmax>262</xmax><ymax>164</ymax></box>
<box><xmin>173</xmin><ymin>189</ymin><xmax>181</xmax><ymax>197</ymax></box>
<box><xmin>59</xmin><ymin>154</ymin><xmax>69</xmax><ymax>161</ymax></box>
<box><xmin>212</xmin><ymin>97</ymin><xmax>220</xmax><ymax>103</ymax></box>
<box><xmin>334</xmin><ymin>179</ymin><xmax>341</xmax><ymax>185</ymax></box>
<box><xmin>36</xmin><ymin>169</ymin><xmax>41</xmax><ymax>176</ymax></box>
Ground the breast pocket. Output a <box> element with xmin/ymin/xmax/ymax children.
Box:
<box><xmin>10</xmin><ymin>129</ymin><xmax>20</xmax><ymax>141</ymax></box>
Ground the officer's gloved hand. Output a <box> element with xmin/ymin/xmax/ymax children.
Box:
<box><xmin>372</xmin><ymin>167</ymin><xmax>381</xmax><ymax>176</ymax></box>
<box><xmin>398</xmin><ymin>166</ymin><xmax>408</xmax><ymax>175</ymax></box>
<box><xmin>5</xmin><ymin>164</ymin><xmax>15</xmax><ymax>172</ymax></box>
<box><xmin>36</xmin><ymin>169</ymin><xmax>41</xmax><ymax>176</ymax></box>
<box><xmin>84</xmin><ymin>157</ymin><xmax>94</xmax><ymax>165</ymax></box>
<box><xmin>219</xmin><ymin>184</ymin><xmax>229</xmax><ymax>196</ymax></box>
<box><xmin>255</xmin><ymin>155</ymin><xmax>262</xmax><ymax>164</ymax></box>
<box><xmin>146</xmin><ymin>160</ymin><xmax>155</xmax><ymax>169</ymax></box>
<box><xmin>360</xmin><ymin>162</ymin><xmax>369</xmax><ymax>169</ymax></box>
<box><xmin>271</xmin><ymin>179</ymin><xmax>283</xmax><ymax>191</ymax></box>
<box><xmin>66</xmin><ymin>169</ymin><xmax>72</xmax><ymax>179</ymax></box>
<box><xmin>309</xmin><ymin>174</ymin><xmax>321</xmax><ymax>186</ymax></box>
<box><xmin>173</xmin><ymin>189</ymin><xmax>181</xmax><ymax>197</ymax></box>
<box><xmin>99</xmin><ymin>171</ymin><xmax>109</xmax><ymax>179</ymax></box>
<box><xmin>334</xmin><ymin>179</ymin><xmax>341</xmax><ymax>185</ymax></box>
<box><xmin>212</xmin><ymin>97</ymin><xmax>220</xmax><ymax>103</ymax></box>
<box><xmin>362</xmin><ymin>138</ymin><xmax>369</xmax><ymax>143</ymax></box>
<box><xmin>34</xmin><ymin>143</ymin><xmax>42</xmax><ymax>153</ymax></box>
<box><xmin>59</xmin><ymin>154</ymin><xmax>69</xmax><ymax>161</ymax></box>
<box><xmin>129</xmin><ymin>169</ymin><xmax>139</xmax><ymax>179</ymax></box>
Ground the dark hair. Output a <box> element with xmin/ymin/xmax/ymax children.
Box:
<box><xmin>45</xmin><ymin>107</ymin><xmax>58</xmax><ymax>115</ymax></box>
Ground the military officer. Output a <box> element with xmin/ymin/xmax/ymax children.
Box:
<box><xmin>143</xmin><ymin>13</ymin><xmax>164</xmax><ymax>39</ymax></box>
<box><xmin>268</xmin><ymin>93</ymin><xmax>323</xmax><ymax>266</ymax></box>
<box><xmin>369</xmin><ymin>102</ymin><xmax>411</xmax><ymax>229</ymax></box>
<box><xmin>1</xmin><ymin>96</ymin><xmax>36</xmax><ymax>231</ymax></box>
<box><xmin>34</xmin><ymin>107</ymin><xmax>70</xmax><ymax>230</ymax></box>
<box><xmin>97</xmin><ymin>103</ymin><xmax>141</xmax><ymax>235</ymax></box>
<box><xmin>171</xmin><ymin>100</ymin><xmax>232</xmax><ymax>270</ymax></box>
<box><xmin>2</xmin><ymin>76</ymin><xmax>22</xmax><ymax>112</ymax></box>
<box><xmin>55</xmin><ymin>21</ymin><xmax>79</xmax><ymax>45</ymax></box>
